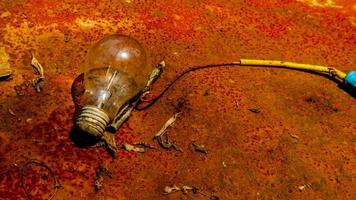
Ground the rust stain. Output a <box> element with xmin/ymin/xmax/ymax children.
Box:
<box><xmin>0</xmin><ymin>0</ymin><xmax>355</xmax><ymax>199</ymax></box>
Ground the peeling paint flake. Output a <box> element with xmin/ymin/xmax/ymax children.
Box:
<box><xmin>75</xmin><ymin>18</ymin><xmax>98</xmax><ymax>29</ymax></box>
<box><xmin>75</xmin><ymin>17</ymin><xmax>136</xmax><ymax>31</ymax></box>
<box><xmin>4</xmin><ymin>21</ymin><xmax>61</xmax><ymax>53</ymax></box>
<box><xmin>0</xmin><ymin>47</ymin><xmax>11</xmax><ymax>78</ymax></box>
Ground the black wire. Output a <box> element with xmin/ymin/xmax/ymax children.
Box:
<box><xmin>135</xmin><ymin>62</ymin><xmax>241</xmax><ymax>111</ymax></box>
<box><xmin>20</xmin><ymin>160</ymin><xmax>60</xmax><ymax>200</ymax></box>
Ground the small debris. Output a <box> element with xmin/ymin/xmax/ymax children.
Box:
<box><xmin>222</xmin><ymin>161</ymin><xmax>227</xmax><ymax>168</ymax></box>
<box><xmin>64</xmin><ymin>33</ymin><xmax>71</xmax><ymax>43</ymax></box>
<box><xmin>192</xmin><ymin>143</ymin><xmax>208</xmax><ymax>154</ymax></box>
<box><xmin>181</xmin><ymin>185</ymin><xmax>198</xmax><ymax>194</ymax></box>
<box><xmin>8</xmin><ymin>108</ymin><xmax>16</xmax><ymax>116</ymax></box>
<box><xmin>163</xmin><ymin>185</ymin><xmax>181</xmax><ymax>194</ymax></box>
<box><xmin>248</xmin><ymin>108</ymin><xmax>261</xmax><ymax>113</ymax></box>
<box><xmin>94</xmin><ymin>164</ymin><xmax>112</xmax><ymax>191</ymax></box>
<box><xmin>94</xmin><ymin>178</ymin><xmax>103</xmax><ymax>191</ymax></box>
<box><xmin>133</xmin><ymin>142</ymin><xmax>156</xmax><ymax>149</ymax></box>
<box><xmin>163</xmin><ymin>185</ymin><xmax>197</xmax><ymax>195</ymax></box>
<box><xmin>138</xmin><ymin>91</ymin><xmax>151</xmax><ymax>102</ymax></box>
<box><xmin>289</xmin><ymin>133</ymin><xmax>300</xmax><ymax>140</ymax></box>
<box><xmin>163</xmin><ymin>185</ymin><xmax>219</xmax><ymax>199</ymax></box>
<box><xmin>30</xmin><ymin>52</ymin><xmax>45</xmax><ymax>92</ymax></box>
<box><xmin>305</xmin><ymin>97</ymin><xmax>317</xmax><ymax>103</ymax></box>
<box><xmin>89</xmin><ymin>132</ymin><xmax>117</xmax><ymax>157</ymax></box>
<box><xmin>210</xmin><ymin>195</ymin><xmax>220</xmax><ymax>200</ymax></box>
<box><xmin>235</xmin><ymin>101</ymin><xmax>239</xmax><ymax>108</ymax></box>
<box><xmin>298</xmin><ymin>185</ymin><xmax>306</xmax><ymax>191</ymax></box>
<box><xmin>298</xmin><ymin>183</ymin><xmax>311</xmax><ymax>192</ymax></box>
<box><xmin>122</xmin><ymin>143</ymin><xmax>145</xmax><ymax>153</ymax></box>
<box><xmin>154</xmin><ymin>131</ymin><xmax>182</xmax><ymax>152</ymax></box>
<box><xmin>101</xmin><ymin>131</ymin><xmax>117</xmax><ymax>155</ymax></box>
<box><xmin>154</xmin><ymin>112</ymin><xmax>182</xmax><ymax>151</ymax></box>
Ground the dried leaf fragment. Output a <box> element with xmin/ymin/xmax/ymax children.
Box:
<box><xmin>154</xmin><ymin>112</ymin><xmax>182</xmax><ymax>151</ymax></box>
<box><xmin>155</xmin><ymin>112</ymin><xmax>180</xmax><ymax>137</ymax></box>
<box><xmin>102</xmin><ymin>131</ymin><xmax>117</xmax><ymax>154</ymax></box>
<box><xmin>122</xmin><ymin>143</ymin><xmax>145</xmax><ymax>153</ymax></box>
<box><xmin>31</xmin><ymin>52</ymin><xmax>45</xmax><ymax>92</ymax></box>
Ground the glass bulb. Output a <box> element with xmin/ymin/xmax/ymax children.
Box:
<box><xmin>75</xmin><ymin>34</ymin><xmax>152</xmax><ymax>137</ymax></box>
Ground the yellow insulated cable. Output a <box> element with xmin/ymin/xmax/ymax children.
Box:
<box><xmin>240</xmin><ymin>59</ymin><xmax>347</xmax><ymax>79</ymax></box>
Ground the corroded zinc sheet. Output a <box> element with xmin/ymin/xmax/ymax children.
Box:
<box><xmin>0</xmin><ymin>0</ymin><xmax>355</xmax><ymax>199</ymax></box>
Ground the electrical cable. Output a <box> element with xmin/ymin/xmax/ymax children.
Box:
<box><xmin>135</xmin><ymin>59</ymin><xmax>353</xmax><ymax>110</ymax></box>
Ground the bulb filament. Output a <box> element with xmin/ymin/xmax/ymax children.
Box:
<box><xmin>97</xmin><ymin>66</ymin><xmax>118</xmax><ymax>109</ymax></box>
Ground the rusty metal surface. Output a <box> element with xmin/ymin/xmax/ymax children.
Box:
<box><xmin>0</xmin><ymin>0</ymin><xmax>355</xmax><ymax>199</ymax></box>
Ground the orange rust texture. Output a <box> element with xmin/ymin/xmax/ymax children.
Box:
<box><xmin>0</xmin><ymin>0</ymin><xmax>355</xmax><ymax>199</ymax></box>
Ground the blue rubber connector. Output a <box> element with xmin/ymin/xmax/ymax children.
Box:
<box><xmin>345</xmin><ymin>71</ymin><xmax>356</xmax><ymax>90</ymax></box>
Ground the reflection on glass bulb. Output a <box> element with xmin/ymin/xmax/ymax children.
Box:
<box><xmin>75</xmin><ymin>34</ymin><xmax>153</xmax><ymax>137</ymax></box>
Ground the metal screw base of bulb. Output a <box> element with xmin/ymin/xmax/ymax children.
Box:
<box><xmin>75</xmin><ymin>105</ymin><xmax>110</xmax><ymax>137</ymax></box>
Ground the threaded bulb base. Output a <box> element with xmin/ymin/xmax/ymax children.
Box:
<box><xmin>75</xmin><ymin>105</ymin><xmax>110</xmax><ymax>137</ymax></box>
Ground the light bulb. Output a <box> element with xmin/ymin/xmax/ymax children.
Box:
<box><xmin>75</xmin><ymin>34</ymin><xmax>152</xmax><ymax>137</ymax></box>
